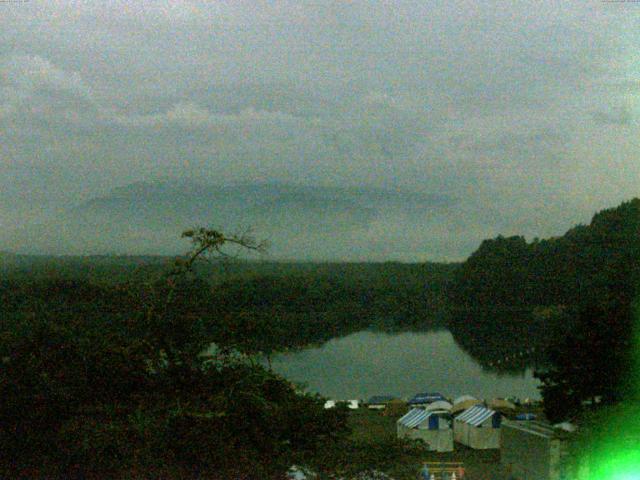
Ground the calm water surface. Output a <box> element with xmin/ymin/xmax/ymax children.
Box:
<box><xmin>269</xmin><ymin>330</ymin><xmax>540</xmax><ymax>400</ymax></box>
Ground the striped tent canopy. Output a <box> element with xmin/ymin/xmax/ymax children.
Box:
<box><xmin>456</xmin><ymin>405</ymin><xmax>498</xmax><ymax>427</ymax></box>
<box><xmin>398</xmin><ymin>408</ymin><xmax>434</xmax><ymax>429</ymax></box>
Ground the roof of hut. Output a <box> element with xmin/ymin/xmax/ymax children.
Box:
<box><xmin>425</xmin><ymin>400</ymin><xmax>453</xmax><ymax>412</ymax></box>
<box><xmin>455</xmin><ymin>405</ymin><xmax>499</xmax><ymax>427</ymax></box>
<box><xmin>453</xmin><ymin>395</ymin><xmax>477</xmax><ymax>404</ymax></box>
<box><xmin>452</xmin><ymin>398</ymin><xmax>483</xmax><ymax>414</ymax></box>
<box><xmin>488</xmin><ymin>398</ymin><xmax>516</xmax><ymax>411</ymax></box>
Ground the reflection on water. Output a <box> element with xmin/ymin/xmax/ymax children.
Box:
<box><xmin>268</xmin><ymin>330</ymin><xmax>540</xmax><ymax>400</ymax></box>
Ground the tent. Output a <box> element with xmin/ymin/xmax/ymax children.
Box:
<box><xmin>553</xmin><ymin>422</ymin><xmax>577</xmax><ymax>433</ymax></box>
<box><xmin>408</xmin><ymin>392</ymin><xmax>447</xmax><ymax>407</ymax></box>
<box><xmin>453</xmin><ymin>395</ymin><xmax>477</xmax><ymax>404</ymax></box>
<box><xmin>347</xmin><ymin>399</ymin><xmax>360</xmax><ymax>410</ymax></box>
<box><xmin>366</xmin><ymin>395</ymin><xmax>396</xmax><ymax>410</ymax></box>
<box><xmin>425</xmin><ymin>400</ymin><xmax>453</xmax><ymax>412</ymax></box>
<box><xmin>397</xmin><ymin>408</ymin><xmax>453</xmax><ymax>452</ymax></box>
<box><xmin>454</xmin><ymin>405</ymin><xmax>501</xmax><ymax>449</ymax></box>
<box><xmin>325</xmin><ymin>399</ymin><xmax>360</xmax><ymax>410</ymax></box>
<box><xmin>515</xmin><ymin>413</ymin><xmax>537</xmax><ymax>421</ymax></box>
<box><xmin>488</xmin><ymin>398</ymin><xmax>516</xmax><ymax>413</ymax></box>
<box><xmin>452</xmin><ymin>397</ymin><xmax>482</xmax><ymax>415</ymax></box>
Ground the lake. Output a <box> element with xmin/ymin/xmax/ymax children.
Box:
<box><xmin>269</xmin><ymin>330</ymin><xmax>541</xmax><ymax>401</ymax></box>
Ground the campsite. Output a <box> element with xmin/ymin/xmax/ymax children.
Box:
<box><xmin>348</xmin><ymin>407</ymin><xmax>505</xmax><ymax>480</ymax></box>
<box><xmin>322</xmin><ymin>392</ymin><xmax>565</xmax><ymax>480</ymax></box>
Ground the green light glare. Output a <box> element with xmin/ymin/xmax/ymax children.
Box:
<box><xmin>573</xmin><ymin>302</ymin><xmax>640</xmax><ymax>479</ymax></box>
<box><xmin>575</xmin><ymin>419</ymin><xmax>640</xmax><ymax>479</ymax></box>
<box><xmin>592</xmin><ymin>449</ymin><xmax>640</xmax><ymax>478</ymax></box>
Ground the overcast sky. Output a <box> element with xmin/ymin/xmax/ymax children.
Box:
<box><xmin>1</xmin><ymin>1</ymin><xmax>639</xmax><ymax>260</ymax></box>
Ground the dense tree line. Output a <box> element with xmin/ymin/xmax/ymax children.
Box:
<box><xmin>208</xmin><ymin>263</ymin><xmax>453</xmax><ymax>354</ymax></box>
<box><xmin>449</xmin><ymin>199</ymin><xmax>640</xmax><ymax>309</ymax></box>
<box><xmin>2</xmin><ymin>261</ymin><xmax>455</xmax><ymax>356</ymax></box>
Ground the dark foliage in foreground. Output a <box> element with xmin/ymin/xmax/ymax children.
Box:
<box><xmin>0</xmin><ymin>230</ymin><xmax>351</xmax><ymax>478</ymax></box>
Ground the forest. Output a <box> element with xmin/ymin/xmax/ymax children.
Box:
<box><xmin>2</xmin><ymin>258</ymin><xmax>455</xmax><ymax>355</ymax></box>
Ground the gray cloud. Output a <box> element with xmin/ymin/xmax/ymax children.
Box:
<box><xmin>1</xmin><ymin>1</ymin><xmax>639</xmax><ymax>260</ymax></box>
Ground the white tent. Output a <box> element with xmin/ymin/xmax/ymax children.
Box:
<box><xmin>397</xmin><ymin>408</ymin><xmax>453</xmax><ymax>452</ymax></box>
<box><xmin>425</xmin><ymin>400</ymin><xmax>453</xmax><ymax>412</ymax></box>
<box><xmin>453</xmin><ymin>395</ymin><xmax>477</xmax><ymax>405</ymax></box>
<box><xmin>452</xmin><ymin>396</ymin><xmax>482</xmax><ymax>414</ymax></box>
<box><xmin>325</xmin><ymin>399</ymin><xmax>360</xmax><ymax>410</ymax></box>
<box><xmin>554</xmin><ymin>422</ymin><xmax>577</xmax><ymax>433</ymax></box>
<box><xmin>454</xmin><ymin>405</ymin><xmax>501</xmax><ymax>449</ymax></box>
<box><xmin>488</xmin><ymin>398</ymin><xmax>516</xmax><ymax>412</ymax></box>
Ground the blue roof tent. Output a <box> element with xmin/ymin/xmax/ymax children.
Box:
<box><xmin>397</xmin><ymin>408</ymin><xmax>454</xmax><ymax>452</ymax></box>
<box><xmin>398</xmin><ymin>408</ymin><xmax>449</xmax><ymax>430</ymax></box>
<box><xmin>408</xmin><ymin>392</ymin><xmax>446</xmax><ymax>405</ymax></box>
<box><xmin>454</xmin><ymin>405</ymin><xmax>502</xmax><ymax>449</ymax></box>
<box><xmin>398</xmin><ymin>408</ymin><xmax>442</xmax><ymax>429</ymax></box>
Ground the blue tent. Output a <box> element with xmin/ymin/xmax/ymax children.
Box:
<box><xmin>515</xmin><ymin>413</ymin><xmax>537</xmax><ymax>421</ymax></box>
<box><xmin>408</xmin><ymin>392</ymin><xmax>446</xmax><ymax>405</ymax></box>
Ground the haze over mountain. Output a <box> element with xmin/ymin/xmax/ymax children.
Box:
<box><xmin>4</xmin><ymin>180</ymin><xmax>462</xmax><ymax>260</ymax></box>
<box><xmin>1</xmin><ymin>2</ymin><xmax>639</xmax><ymax>260</ymax></box>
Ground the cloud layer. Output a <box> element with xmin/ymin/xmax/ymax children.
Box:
<box><xmin>1</xmin><ymin>1</ymin><xmax>639</xmax><ymax>260</ymax></box>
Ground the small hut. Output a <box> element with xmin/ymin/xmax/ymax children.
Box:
<box><xmin>397</xmin><ymin>408</ymin><xmax>453</xmax><ymax>452</ymax></box>
<box><xmin>454</xmin><ymin>405</ymin><xmax>501</xmax><ymax>449</ymax></box>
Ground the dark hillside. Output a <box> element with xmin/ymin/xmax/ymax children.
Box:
<box><xmin>448</xmin><ymin>198</ymin><xmax>640</xmax><ymax>369</ymax></box>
